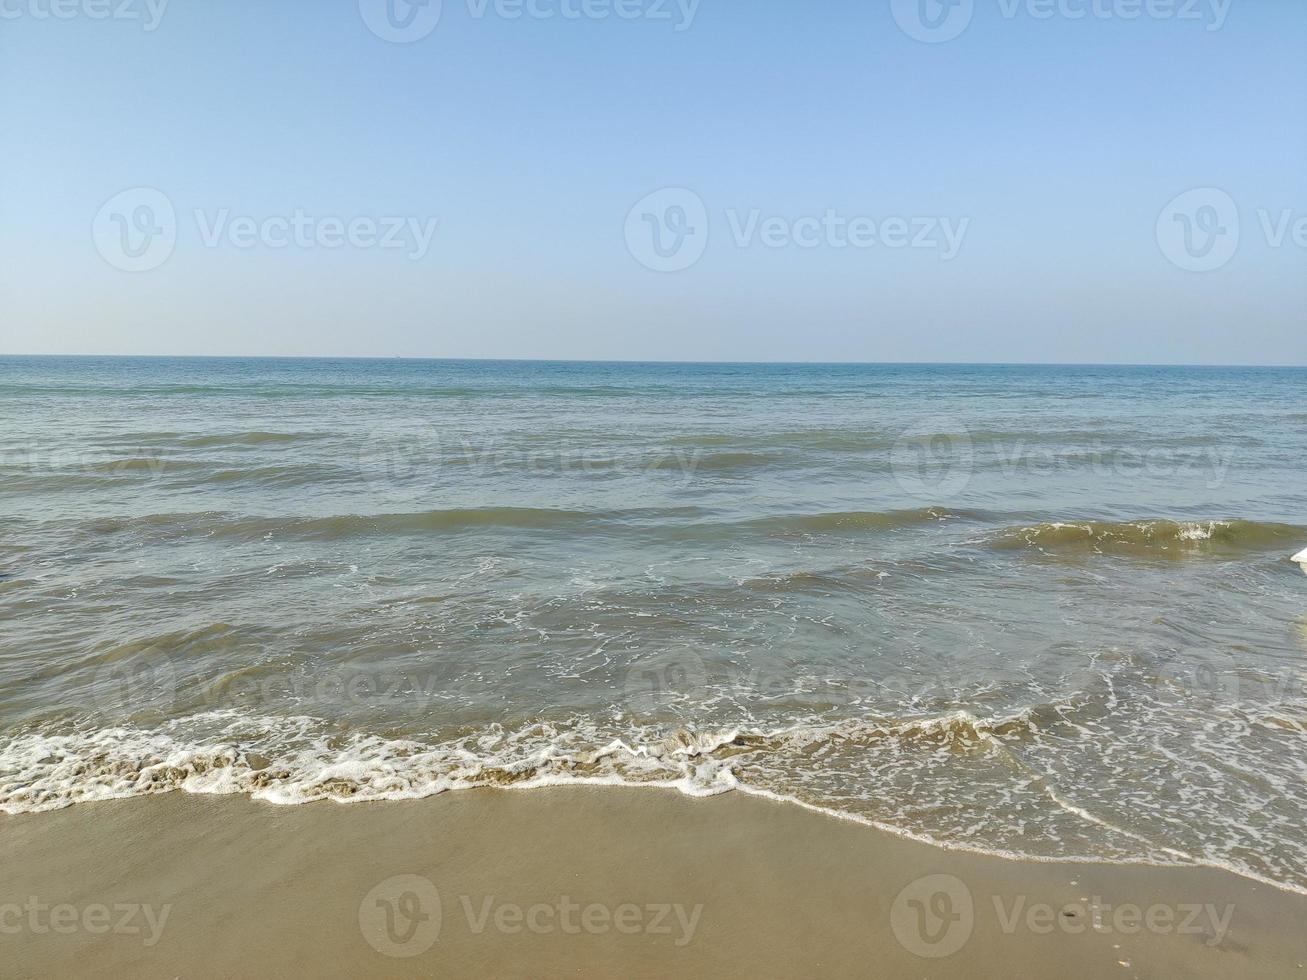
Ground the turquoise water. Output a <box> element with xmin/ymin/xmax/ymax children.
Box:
<box><xmin>2</xmin><ymin>357</ymin><xmax>1306</xmax><ymax>891</ymax></box>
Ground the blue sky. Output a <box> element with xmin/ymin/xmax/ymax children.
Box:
<box><xmin>1</xmin><ymin>0</ymin><xmax>1304</xmax><ymax>362</ymax></box>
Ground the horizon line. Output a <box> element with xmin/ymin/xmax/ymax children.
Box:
<box><xmin>2</xmin><ymin>353</ymin><xmax>1305</xmax><ymax>369</ymax></box>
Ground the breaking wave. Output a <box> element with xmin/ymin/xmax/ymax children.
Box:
<box><xmin>989</xmin><ymin>519</ymin><xmax>1305</xmax><ymax>557</ymax></box>
<box><xmin>5</xmin><ymin>693</ymin><xmax>1307</xmax><ymax>897</ymax></box>
<box><xmin>0</xmin><ymin>706</ymin><xmax>1064</xmax><ymax>814</ymax></box>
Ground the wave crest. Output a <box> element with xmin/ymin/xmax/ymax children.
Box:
<box><xmin>0</xmin><ymin>707</ymin><xmax>1053</xmax><ymax>814</ymax></box>
<box><xmin>989</xmin><ymin>519</ymin><xmax>1304</xmax><ymax>557</ymax></box>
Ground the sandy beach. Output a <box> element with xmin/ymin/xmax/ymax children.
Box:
<box><xmin>3</xmin><ymin>786</ymin><xmax>1305</xmax><ymax>978</ymax></box>
<box><xmin>6</xmin><ymin>0</ymin><xmax>1307</xmax><ymax>974</ymax></box>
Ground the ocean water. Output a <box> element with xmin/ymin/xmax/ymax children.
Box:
<box><xmin>2</xmin><ymin>357</ymin><xmax>1306</xmax><ymax>892</ymax></box>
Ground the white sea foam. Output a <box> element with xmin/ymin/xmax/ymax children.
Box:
<box><xmin>4</xmin><ymin>706</ymin><xmax>1307</xmax><ymax>898</ymax></box>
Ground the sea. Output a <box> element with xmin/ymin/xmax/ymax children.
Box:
<box><xmin>2</xmin><ymin>356</ymin><xmax>1306</xmax><ymax>893</ymax></box>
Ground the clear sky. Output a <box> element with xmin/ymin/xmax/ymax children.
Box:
<box><xmin>1</xmin><ymin>0</ymin><xmax>1304</xmax><ymax>363</ymax></box>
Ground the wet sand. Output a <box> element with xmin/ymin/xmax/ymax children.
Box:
<box><xmin>2</xmin><ymin>787</ymin><xmax>1305</xmax><ymax>978</ymax></box>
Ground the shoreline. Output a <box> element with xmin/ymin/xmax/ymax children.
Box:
<box><xmin>8</xmin><ymin>753</ymin><xmax>1307</xmax><ymax>901</ymax></box>
<box><xmin>4</xmin><ymin>786</ymin><xmax>1305</xmax><ymax>978</ymax></box>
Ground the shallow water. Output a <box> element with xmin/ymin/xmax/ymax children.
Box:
<box><xmin>2</xmin><ymin>357</ymin><xmax>1305</xmax><ymax>891</ymax></box>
